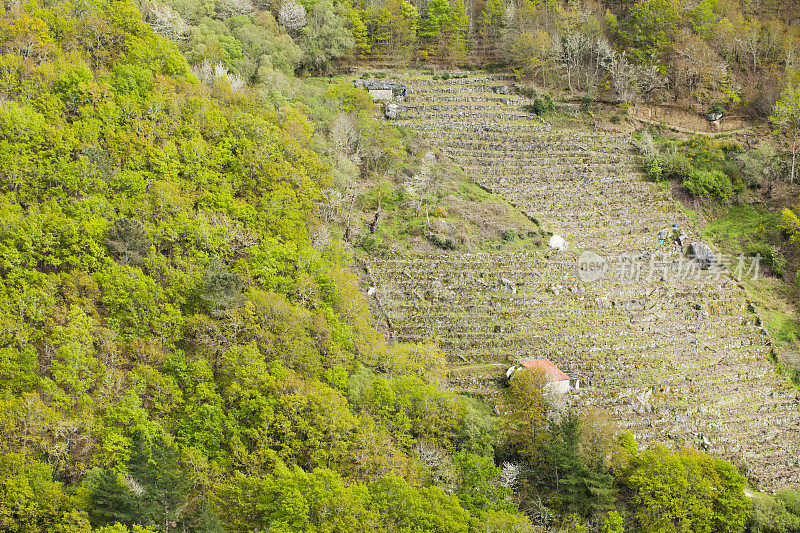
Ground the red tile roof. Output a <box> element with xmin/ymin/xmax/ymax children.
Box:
<box><xmin>519</xmin><ymin>359</ymin><xmax>570</xmax><ymax>382</ymax></box>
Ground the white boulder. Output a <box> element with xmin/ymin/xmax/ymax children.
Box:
<box><xmin>548</xmin><ymin>234</ymin><xmax>568</xmax><ymax>251</ymax></box>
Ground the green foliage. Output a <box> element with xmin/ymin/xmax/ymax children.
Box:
<box><xmin>688</xmin><ymin>0</ymin><xmax>718</xmax><ymax>39</ymax></box>
<box><xmin>709</xmin><ymin>103</ymin><xmax>725</xmax><ymax>116</ymax></box>
<box><xmin>619</xmin><ymin>0</ymin><xmax>681</xmax><ymax>64</ymax></box>
<box><xmin>0</xmin><ymin>1</ymin><xmax>531</xmax><ymax>531</ymax></box>
<box><xmin>369</xmin><ymin>475</ymin><xmax>471</xmax><ymax>533</ymax></box>
<box><xmin>779</xmin><ymin>209</ymin><xmax>800</xmax><ymax>244</ymax></box>
<box><xmin>297</xmin><ymin>0</ymin><xmax>355</xmax><ymax>75</ymax></box>
<box><xmin>85</xmin><ymin>469</ymin><xmax>138</xmax><ymax>528</ymax></box>
<box><xmin>530</xmin><ymin>94</ymin><xmax>555</xmax><ymax>117</ymax></box>
<box><xmin>661</xmin><ymin>152</ymin><xmax>695</xmax><ymax>181</ymax></box>
<box><xmin>201</xmin><ymin>257</ymin><xmax>245</xmax><ymax>317</ymax></box>
<box><xmin>479</xmin><ymin>509</ymin><xmax>538</xmax><ymax>532</ymax></box>
<box><xmin>683</xmin><ymin>168</ymin><xmax>735</xmax><ymax>203</ymax></box>
<box><xmin>745</xmin><ymin>242</ymin><xmax>786</xmax><ymax>277</ymax></box>
<box><xmin>546</xmin><ymin>410</ymin><xmax>616</xmax><ymax>517</ymax></box>
<box><xmin>747</xmin><ymin>492</ymin><xmax>800</xmax><ymax>533</ymax></box>
<box><xmin>770</xmin><ymin>70</ymin><xmax>800</xmax><ymax>184</ymax></box>
<box><xmin>735</xmin><ymin>144</ymin><xmax>780</xmax><ymax>188</ymax></box>
<box><xmin>105</xmin><ymin>218</ymin><xmax>151</xmax><ymax>267</ymax></box>
<box><xmin>655</xmin><ymin>136</ymin><xmax>745</xmax><ymax>204</ymax></box>
<box><xmin>602</xmin><ymin>511</ymin><xmax>625</xmax><ymax>533</ymax></box>
<box><xmin>502</xmin><ymin>369</ymin><xmax>548</xmax><ymax>463</ymax></box>
<box><xmin>645</xmin><ymin>156</ymin><xmax>663</xmax><ymax>181</ymax></box>
<box><xmin>216</xmin><ymin>462</ymin><xmax>375</xmax><ymax>532</ymax></box>
<box><xmin>622</xmin><ymin>443</ymin><xmax>750</xmax><ymax>533</ymax></box>
<box><xmin>0</xmin><ymin>453</ymin><xmax>91</xmax><ymax>533</ymax></box>
<box><xmin>453</xmin><ymin>450</ymin><xmax>511</xmax><ymax>513</ymax></box>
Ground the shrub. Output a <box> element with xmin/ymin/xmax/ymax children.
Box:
<box><xmin>602</xmin><ymin>511</ymin><xmax>624</xmax><ymax>533</ymax></box>
<box><xmin>745</xmin><ymin>242</ymin><xmax>786</xmax><ymax>277</ymax></box>
<box><xmin>502</xmin><ymin>230</ymin><xmax>516</xmax><ymax>242</ymax></box>
<box><xmin>682</xmin><ymin>168</ymin><xmax>734</xmax><ymax>203</ymax></box>
<box><xmin>708</xmin><ymin>103</ymin><xmax>724</xmax><ymax>116</ymax></box>
<box><xmin>661</xmin><ymin>152</ymin><xmax>695</xmax><ymax>181</ymax></box>
<box><xmin>736</xmin><ymin>145</ymin><xmax>779</xmax><ymax>189</ymax></box>
<box><xmin>779</xmin><ymin>208</ymin><xmax>800</xmax><ymax>244</ymax></box>
<box><xmin>644</xmin><ymin>156</ymin><xmax>663</xmax><ymax>181</ymax></box>
<box><xmin>427</xmin><ymin>233</ymin><xmax>457</xmax><ymax>250</ymax></box>
<box><xmin>747</xmin><ymin>493</ymin><xmax>800</xmax><ymax>533</ymax></box>
<box><xmin>637</xmin><ymin>131</ymin><xmax>656</xmax><ymax>157</ymax></box>
<box><xmin>516</xmin><ymin>84</ymin><xmax>537</xmax><ymax>99</ymax></box>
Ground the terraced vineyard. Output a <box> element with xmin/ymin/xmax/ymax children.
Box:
<box><xmin>366</xmin><ymin>74</ymin><xmax>800</xmax><ymax>490</ymax></box>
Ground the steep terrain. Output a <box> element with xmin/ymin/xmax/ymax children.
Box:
<box><xmin>365</xmin><ymin>74</ymin><xmax>800</xmax><ymax>491</ymax></box>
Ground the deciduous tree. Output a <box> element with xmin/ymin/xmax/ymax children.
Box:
<box><xmin>771</xmin><ymin>70</ymin><xmax>800</xmax><ymax>183</ymax></box>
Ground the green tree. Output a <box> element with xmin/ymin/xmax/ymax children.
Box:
<box><xmin>502</xmin><ymin>368</ymin><xmax>549</xmax><ymax>463</ymax></box>
<box><xmin>86</xmin><ymin>469</ymin><xmax>138</xmax><ymax>529</ymax></box>
<box><xmin>297</xmin><ymin>0</ymin><xmax>355</xmax><ymax>74</ymax></box>
<box><xmin>126</xmin><ymin>433</ymin><xmax>190</xmax><ymax>530</ymax></box>
<box><xmin>478</xmin><ymin>0</ymin><xmax>504</xmax><ymax>56</ymax></box>
<box><xmin>602</xmin><ymin>511</ymin><xmax>624</xmax><ymax>533</ymax></box>
<box><xmin>201</xmin><ymin>257</ymin><xmax>245</xmax><ymax>318</ymax></box>
<box><xmin>0</xmin><ymin>453</ymin><xmax>91</xmax><ymax>533</ymax></box>
<box><xmin>452</xmin><ymin>450</ymin><xmax>511</xmax><ymax>514</ymax></box>
<box><xmin>620</xmin><ymin>0</ymin><xmax>681</xmax><ymax>64</ymax></box>
<box><xmin>771</xmin><ymin>70</ymin><xmax>800</xmax><ymax>184</ymax></box>
<box><xmin>106</xmin><ymin>218</ymin><xmax>151</xmax><ymax>267</ymax></box>
<box><xmin>688</xmin><ymin>0</ymin><xmax>718</xmax><ymax>40</ymax></box>
<box><xmin>419</xmin><ymin>0</ymin><xmax>453</xmax><ymax>56</ymax></box>
<box><xmin>450</xmin><ymin>0</ymin><xmax>470</xmax><ymax>63</ymax></box>
<box><xmin>623</xmin><ymin>444</ymin><xmax>749</xmax><ymax>533</ymax></box>
<box><xmin>348</xmin><ymin>9</ymin><xmax>370</xmax><ymax>56</ymax></box>
<box><xmin>747</xmin><ymin>493</ymin><xmax>800</xmax><ymax>533</ymax></box>
<box><xmin>544</xmin><ymin>410</ymin><xmax>616</xmax><ymax>516</ymax></box>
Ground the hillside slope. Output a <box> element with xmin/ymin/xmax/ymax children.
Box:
<box><xmin>366</xmin><ymin>74</ymin><xmax>800</xmax><ymax>491</ymax></box>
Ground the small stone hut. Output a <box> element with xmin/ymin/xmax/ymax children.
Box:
<box><xmin>357</xmin><ymin>80</ymin><xmax>393</xmax><ymax>101</ymax></box>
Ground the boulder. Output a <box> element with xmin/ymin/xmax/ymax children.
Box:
<box><xmin>548</xmin><ymin>234</ymin><xmax>568</xmax><ymax>251</ymax></box>
<box><xmin>495</xmin><ymin>85</ymin><xmax>512</xmax><ymax>95</ymax></box>
<box><xmin>384</xmin><ymin>103</ymin><xmax>401</xmax><ymax>120</ymax></box>
<box><xmin>689</xmin><ymin>241</ymin><xmax>716</xmax><ymax>270</ymax></box>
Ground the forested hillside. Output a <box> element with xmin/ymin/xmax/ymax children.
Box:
<box><xmin>1</xmin><ymin>0</ymin><xmax>800</xmax><ymax>532</ymax></box>
<box><xmin>0</xmin><ymin>1</ymin><xmax>515</xmax><ymax>531</ymax></box>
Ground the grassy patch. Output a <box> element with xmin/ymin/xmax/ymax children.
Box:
<box><xmin>353</xmin><ymin>154</ymin><xmax>543</xmax><ymax>255</ymax></box>
<box><xmin>702</xmin><ymin>205</ymin><xmax>779</xmax><ymax>251</ymax></box>
<box><xmin>743</xmin><ymin>277</ymin><xmax>800</xmax><ymax>352</ymax></box>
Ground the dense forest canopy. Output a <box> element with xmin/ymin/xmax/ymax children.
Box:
<box><xmin>142</xmin><ymin>0</ymin><xmax>800</xmax><ymax>115</ymax></box>
<box><xmin>0</xmin><ymin>0</ymin><xmax>799</xmax><ymax>532</ymax></box>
